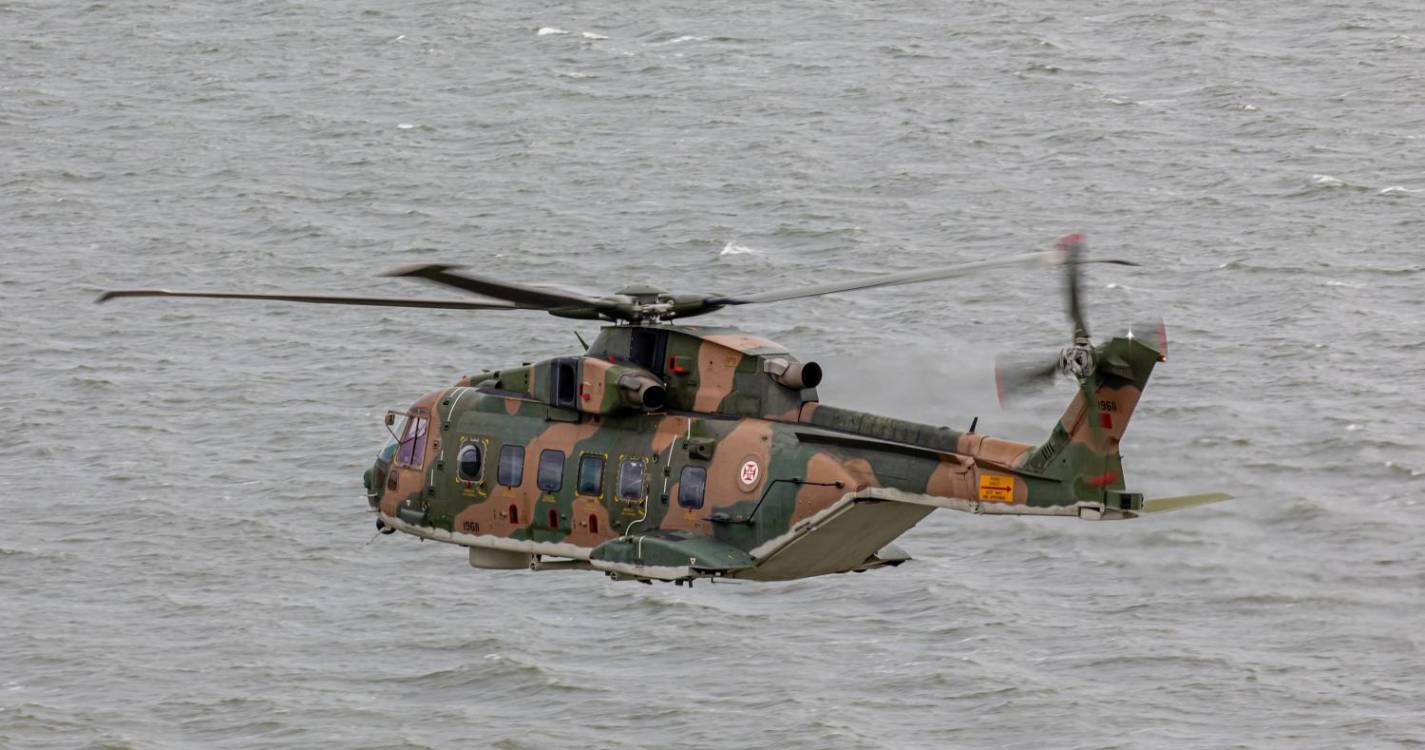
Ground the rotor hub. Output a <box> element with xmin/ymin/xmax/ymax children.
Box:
<box><xmin>1059</xmin><ymin>339</ymin><xmax>1096</xmax><ymax>380</ymax></box>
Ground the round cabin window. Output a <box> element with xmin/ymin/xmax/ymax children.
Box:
<box><xmin>457</xmin><ymin>444</ymin><xmax>482</xmax><ymax>481</ymax></box>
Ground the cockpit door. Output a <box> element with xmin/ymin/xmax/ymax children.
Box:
<box><xmin>381</xmin><ymin>408</ymin><xmax>435</xmax><ymax>518</ymax></box>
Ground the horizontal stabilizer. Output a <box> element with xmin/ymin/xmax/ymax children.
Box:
<box><xmin>1141</xmin><ymin>492</ymin><xmax>1232</xmax><ymax>514</ymax></box>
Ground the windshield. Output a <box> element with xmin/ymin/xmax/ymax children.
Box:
<box><xmin>379</xmin><ymin>415</ymin><xmax>409</xmax><ymax>463</ymax></box>
<box><xmin>395</xmin><ymin>415</ymin><xmax>429</xmax><ymax>466</ymax></box>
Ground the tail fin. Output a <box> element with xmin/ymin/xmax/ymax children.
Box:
<box><xmin>1019</xmin><ymin>330</ymin><xmax>1166</xmax><ymax>504</ymax></box>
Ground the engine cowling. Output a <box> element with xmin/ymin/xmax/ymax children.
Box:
<box><xmin>575</xmin><ymin>358</ymin><xmax>667</xmax><ymax>415</ymax></box>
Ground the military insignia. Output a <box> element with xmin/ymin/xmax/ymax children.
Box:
<box><xmin>738</xmin><ymin>459</ymin><xmax>761</xmax><ymax>489</ymax></box>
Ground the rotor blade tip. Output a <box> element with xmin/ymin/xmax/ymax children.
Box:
<box><xmin>382</xmin><ymin>263</ymin><xmax>458</xmax><ymax>278</ymax></box>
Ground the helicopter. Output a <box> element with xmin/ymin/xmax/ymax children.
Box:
<box><xmin>98</xmin><ymin>234</ymin><xmax>1229</xmax><ymax>584</ymax></box>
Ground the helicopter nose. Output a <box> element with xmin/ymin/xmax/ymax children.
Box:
<box><xmin>364</xmin><ymin>461</ymin><xmax>388</xmax><ymax>510</ymax></box>
<box><xmin>363</xmin><ymin>466</ymin><xmax>377</xmax><ymax>509</ymax></box>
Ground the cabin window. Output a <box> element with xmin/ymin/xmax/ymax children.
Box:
<box><xmin>537</xmin><ymin>449</ymin><xmax>565</xmax><ymax>492</ymax></box>
<box><xmin>396</xmin><ymin>416</ymin><xmax>428</xmax><ymax>466</ymax></box>
<box><xmin>618</xmin><ymin>460</ymin><xmax>646</xmax><ymax>500</ymax></box>
<box><xmin>678</xmin><ymin>466</ymin><xmax>707</xmax><ymax>509</ymax></box>
<box><xmin>498</xmin><ymin>445</ymin><xmax>525</xmax><ymax>487</ymax></box>
<box><xmin>457</xmin><ymin>444</ymin><xmax>482</xmax><ymax>481</ymax></box>
<box><xmin>577</xmin><ymin>454</ymin><xmax>605</xmax><ymax>496</ymax></box>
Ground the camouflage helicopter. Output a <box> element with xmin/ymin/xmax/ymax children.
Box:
<box><xmin>99</xmin><ymin>235</ymin><xmax>1228</xmax><ymax>584</ymax></box>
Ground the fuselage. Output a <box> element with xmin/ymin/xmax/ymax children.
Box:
<box><xmin>373</xmin><ymin>387</ymin><xmax>995</xmax><ymax>547</ymax></box>
<box><xmin>365</xmin><ymin>323</ymin><xmax>1156</xmax><ymax>580</ymax></box>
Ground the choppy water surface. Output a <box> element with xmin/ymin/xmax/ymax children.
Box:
<box><xmin>3</xmin><ymin>1</ymin><xmax>1424</xmax><ymax>747</ymax></box>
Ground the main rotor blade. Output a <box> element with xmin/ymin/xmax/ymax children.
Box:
<box><xmin>385</xmin><ymin>264</ymin><xmax>608</xmax><ymax>311</ymax></box>
<box><xmin>710</xmin><ymin>251</ymin><xmax>1137</xmax><ymax>306</ymax></box>
<box><xmin>95</xmin><ymin>289</ymin><xmax>519</xmax><ymax>311</ymax></box>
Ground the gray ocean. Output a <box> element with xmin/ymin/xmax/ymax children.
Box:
<box><xmin>3</xmin><ymin>1</ymin><xmax>1423</xmax><ymax>748</ymax></box>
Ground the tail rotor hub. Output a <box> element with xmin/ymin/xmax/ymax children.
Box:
<box><xmin>1058</xmin><ymin>339</ymin><xmax>1096</xmax><ymax>380</ymax></box>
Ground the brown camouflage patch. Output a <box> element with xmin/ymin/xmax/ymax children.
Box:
<box><xmin>649</xmin><ymin>414</ymin><xmax>688</xmax><ymax>456</ymax></box>
<box><xmin>700</xmin><ymin>331</ymin><xmax>786</xmax><ymax>354</ymax></box>
<box><xmin>577</xmin><ymin>357</ymin><xmax>614</xmax><ymax>414</ymax></box>
<box><xmin>692</xmin><ymin>339</ymin><xmax>741</xmax><ymax>412</ymax></box>
<box><xmin>956</xmin><ymin>433</ymin><xmax>1034</xmax><ymax>469</ymax></box>
<box><xmin>925</xmin><ymin>454</ymin><xmax>975</xmax><ymax>501</ymax></box>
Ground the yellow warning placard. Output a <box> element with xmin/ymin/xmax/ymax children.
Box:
<box><xmin>978</xmin><ymin>474</ymin><xmax>1015</xmax><ymax>503</ymax></box>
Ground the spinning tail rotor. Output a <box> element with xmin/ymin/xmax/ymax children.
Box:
<box><xmin>994</xmin><ymin>234</ymin><xmax>1144</xmax><ymax>406</ymax></box>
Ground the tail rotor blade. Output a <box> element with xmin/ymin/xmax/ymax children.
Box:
<box><xmin>994</xmin><ymin>358</ymin><xmax>1060</xmax><ymax>405</ymax></box>
<box><xmin>1057</xmin><ymin>233</ymin><xmax>1090</xmax><ymax>340</ymax></box>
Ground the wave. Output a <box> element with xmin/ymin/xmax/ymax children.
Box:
<box><xmin>720</xmin><ymin>242</ymin><xmax>760</xmax><ymax>255</ymax></box>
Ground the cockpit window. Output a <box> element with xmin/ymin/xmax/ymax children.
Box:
<box><xmin>396</xmin><ymin>416</ymin><xmax>428</xmax><ymax>466</ymax></box>
<box><xmin>380</xmin><ymin>415</ymin><xmax>409</xmax><ymax>463</ymax></box>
